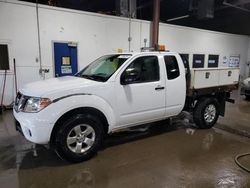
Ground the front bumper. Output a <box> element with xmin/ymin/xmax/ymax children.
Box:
<box><xmin>13</xmin><ymin>110</ymin><xmax>54</xmax><ymax>144</ymax></box>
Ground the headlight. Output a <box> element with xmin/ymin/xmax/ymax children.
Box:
<box><xmin>23</xmin><ymin>97</ymin><xmax>51</xmax><ymax>113</ymax></box>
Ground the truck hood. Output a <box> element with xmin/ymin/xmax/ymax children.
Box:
<box><xmin>20</xmin><ymin>76</ymin><xmax>100</xmax><ymax>98</ymax></box>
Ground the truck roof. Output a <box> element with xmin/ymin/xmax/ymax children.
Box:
<box><xmin>116</xmin><ymin>51</ymin><xmax>179</xmax><ymax>56</ymax></box>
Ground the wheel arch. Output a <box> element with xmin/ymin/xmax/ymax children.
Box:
<box><xmin>193</xmin><ymin>96</ymin><xmax>220</xmax><ymax>129</ymax></box>
<box><xmin>194</xmin><ymin>92</ymin><xmax>227</xmax><ymax>116</ymax></box>
<box><xmin>50</xmin><ymin>107</ymin><xmax>109</xmax><ymax>146</ymax></box>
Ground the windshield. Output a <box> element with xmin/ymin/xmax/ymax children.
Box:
<box><xmin>76</xmin><ymin>54</ymin><xmax>132</xmax><ymax>82</ymax></box>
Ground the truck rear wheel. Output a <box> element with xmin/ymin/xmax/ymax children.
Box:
<box><xmin>193</xmin><ymin>97</ymin><xmax>219</xmax><ymax>129</ymax></box>
<box><xmin>245</xmin><ymin>95</ymin><xmax>250</xmax><ymax>100</ymax></box>
<box><xmin>54</xmin><ymin>114</ymin><xmax>104</xmax><ymax>163</ymax></box>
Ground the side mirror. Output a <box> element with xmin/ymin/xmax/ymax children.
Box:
<box><xmin>120</xmin><ymin>68</ymin><xmax>140</xmax><ymax>85</ymax></box>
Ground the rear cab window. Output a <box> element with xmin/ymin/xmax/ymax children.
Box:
<box><xmin>164</xmin><ymin>55</ymin><xmax>180</xmax><ymax>80</ymax></box>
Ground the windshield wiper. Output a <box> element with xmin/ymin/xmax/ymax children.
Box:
<box><xmin>91</xmin><ymin>74</ymin><xmax>107</xmax><ymax>81</ymax></box>
<box><xmin>80</xmin><ymin>74</ymin><xmax>106</xmax><ymax>82</ymax></box>
<box><xmin>80</xmin><ymin>74</ymin><xmax>95</xmax><ymax>80</ymax></box>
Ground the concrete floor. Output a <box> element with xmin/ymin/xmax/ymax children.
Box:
<box><xmin>216</xmin><ymin>94</ymin><xmax>250</xmax><ymax>137</ymax></box>
<box><xmin>0</xmin><ymin>97</ymin><xmax>250</xmax><ymax>188</ymax></box>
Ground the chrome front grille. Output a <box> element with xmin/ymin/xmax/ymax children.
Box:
<box><xmin>14</xmin><ymin>92</ymin><xmax>28</xmax><ymax>112</ymax></box>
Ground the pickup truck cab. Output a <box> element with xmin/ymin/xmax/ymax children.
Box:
<box><xmin>13</xmin><ymin>51</ymin><xmax>238</xmax><ymax>162</ymax></box>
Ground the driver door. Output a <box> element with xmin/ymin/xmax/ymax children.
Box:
<box><xmin>115</xmin><ymin>55</ymin><xmax>166</xmax><ymax>126</ymax></box>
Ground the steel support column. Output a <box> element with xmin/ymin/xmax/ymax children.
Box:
<box><xmin>152</xmin><ymin>0</ymin><xmax>160</xmax><ymax>49</ymax></box>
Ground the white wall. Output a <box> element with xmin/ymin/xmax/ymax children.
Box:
<box><xmin>0</xmin><ymin>0</ymin><xmax>250</xmax><ymax>105</ymax></box>
<box><xmin>0</xmin><ymin>1</ymin><xmax>41</xmax><ymax>105</ymax></box>
<box><xmin>159</xmin><ymin>24</ymin><xmax>250</xmax><ymax>74</ymax></box>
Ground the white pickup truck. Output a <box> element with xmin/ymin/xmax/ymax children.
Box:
<box><xmin>13</xmin><ymin>51</ymin><xmax>239</xmax><ymax>162</ymax></box>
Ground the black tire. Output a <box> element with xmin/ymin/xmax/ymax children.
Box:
<box><xmin>193</xmin><ymin>97</ymin><xmax>219</xmax><ymax>129</ymax></box>
<box><xmin>54</xmin><ymin>114</ymin><xmax>104</xmax><ymax>163</ymax></box>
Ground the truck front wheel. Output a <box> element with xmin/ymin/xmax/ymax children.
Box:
<box><xmin>193</xmin><ymin>97</ymin><xmax>219</xmax><ymax>129</ymax></box>
<box><xmin>54</xmin><ymin>114</ymin><xmax>104</xmax><ymax>163</ymax></box>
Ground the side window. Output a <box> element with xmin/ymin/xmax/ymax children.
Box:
<box><xmin>164</xmin><ymin>56</ymin><xmax>180</xmax><ymax>80</ymax></box>
<box><xmin>123</xmin><ymin>56</ymin><xmax>159</xmax><ymax>83</ymax></box>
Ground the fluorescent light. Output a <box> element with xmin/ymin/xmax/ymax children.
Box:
<box><xmin>167</xmin><ymin>15</ymin><xmax>190</xmax><ymax>22</ymax></box>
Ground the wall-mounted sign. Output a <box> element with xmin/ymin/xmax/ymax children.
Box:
<box><xmin>208</xmin><ymin>54</ymin><xmax>219</xmax><ymax>68</ymax></box>
<box><xmin>193</xmin><ymin>54</ymin><xmax>205</xmax><ymax>68</ymax></box>
<box><xmin>229</xmin><ymin>55</ymin><xmax>240</xmax><ymax>67</ymax></box>
<box><xmin>180</xmin><ymin>53</ymin><xmax>189</xmax><ymax>68</ymax></box>
<box><xmin>68</xmin><ymin>42</ymin><xmax>77</xmax><ymax>47</ymax></box>
<box><xmin>223</xmin><ymin>56</ymin><xmax>228</xmax><ymax>64</ymax></box>
<box><xmin>61</xmin><ymin>66</ymin><xmax>72</xmax><ymax>74</ymax></box>
<box><xmin>61</xmin><ymin>57</ymin><xmax>72</xmax><ymax>73</ymax></box>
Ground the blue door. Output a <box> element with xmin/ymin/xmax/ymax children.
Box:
<box><xmin>54</xmin><ymin>42</ymin><xmax>78</xmax><ymax>77</ymax></box>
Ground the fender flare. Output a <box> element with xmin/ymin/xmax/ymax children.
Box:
<box><xmin>49</xmin><ymin>94</ymin><xmax>116</xmax><ymax>130</ymax></box>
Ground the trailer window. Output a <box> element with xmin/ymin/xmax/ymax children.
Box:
<box><xmin>164</xmin><ymin>56</ymin><xmax>180</xmax><ymax>80</ymax></box>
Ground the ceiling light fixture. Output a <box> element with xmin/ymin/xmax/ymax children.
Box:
<box><xmin>167</xmin><ymin>15</ymin><xmax>190</xmax><ymax>22</ymax></box>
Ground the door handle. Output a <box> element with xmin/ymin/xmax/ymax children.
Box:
<box><xmin>155</xmin><ymin>86</ymin><xmax>165</xmax><ymax>90</ymax></box>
